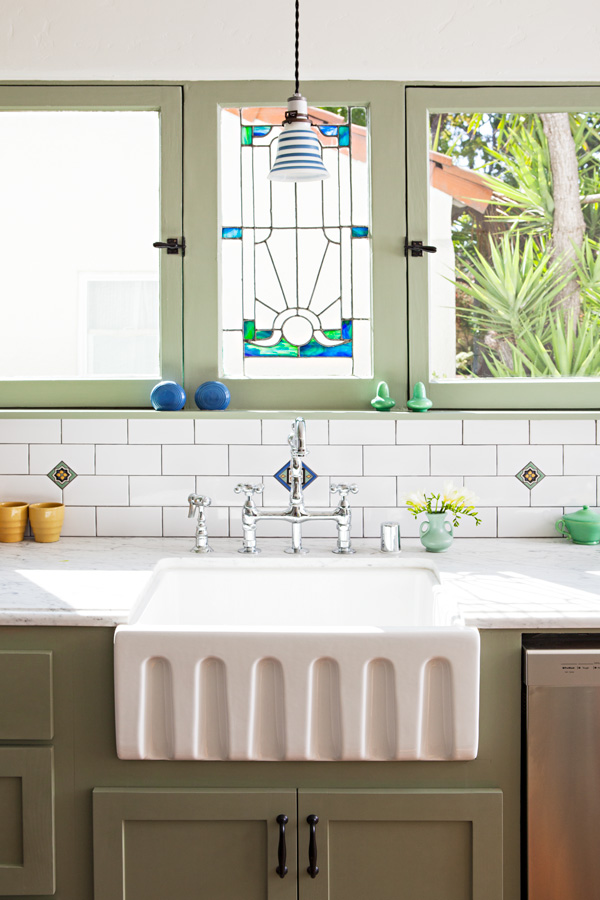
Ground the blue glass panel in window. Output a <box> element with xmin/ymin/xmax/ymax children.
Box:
<box><xmin>299</xmin><ymin>339</ymin><xmax>353</xmax><ymax>358</ymax></box>
<box><xmin>339</xmin><ymin>125</ymin><xmax>350</xmax><ymax>147</ymax></box>
<box><xmin>342</xmin><ymin>320</ymin><xmax>352</xmax><ymax>340</ymax></box>
<box><xmin>253</xmin><ymin>126</ymin><xmax>272</xmax><ymax>138</ymax></box>
<box><xmin>351</xmin><ymin>226</ymin><xmax>369</xmax><ymax>238</ymax></box>
<box><xmin>245</xmin><ymin>338</ymin><xmax>298</xmax><ymax>357</ymax></box>
<box><xmin>222</xmin><ymin>227</ymin><xmax>243</xmax><ymax>239</ymax></box>
<box><xmin>318</xmin><ymin>125</ymin><xmax>339</xmax><ymax>137</ymax></box>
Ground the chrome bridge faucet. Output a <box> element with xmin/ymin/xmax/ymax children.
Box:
<box><xmin>235</xmin><ymin>417</ymin><xmax>358</xmax><ymax>555</ymax></box>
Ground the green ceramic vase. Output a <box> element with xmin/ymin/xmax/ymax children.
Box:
<box><xmin>419</xmin><ymin>512</ymin><xmax>453</xmax><ymax>552</ymax></box>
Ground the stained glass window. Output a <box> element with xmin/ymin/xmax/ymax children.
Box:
<box><xmin>219</xmin><ymin>105</ymin><xmax>372</xmax><ymax>378</ymax></box>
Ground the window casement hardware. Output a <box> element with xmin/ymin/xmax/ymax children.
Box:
<box><xmin>405</xmin><ymin>238</ymin><xmax>437</xmax><ymax>257</ymax></box>
<box><xmin>153</xmin><ymin>237</ymin><xmax>186</xmax><ymax>256</ymax></box>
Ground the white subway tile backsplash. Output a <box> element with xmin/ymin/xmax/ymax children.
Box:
<box><xmin>261</xmin><ymin>419</ymin><xmax>328</xmax><ymax>445</ymax></box>
<box><xmin>431</xmin><ymin>445</ymin><xmax>496</xmax><ymax>476</ymax></box>
<box><xmin>97</xmin><ymin>507</ymin><xmax>163</xmax><ymax>537</ymax></box>
<box><xmin>363</xmin><ymin>507</ymin><xmax>419</xmax><ymax>539</ymax></box>
<box><xmin>329</xmin><ymin>419</ymin><xmax>395</xmax><ymax>444</ymax></box>
<box><xmin>61</xmin><ymin>506</ymin><xmax>97</xmax><ymax>537</ymax></box>
<box><xmin>363</xmin><ymin>445</ymin><xmax>429</xmax><ymax>476</ymax></box>
<box><xmin>329</xmin><ymin>476</ymin><xmax>396</xmax><ymax>506</ymax></box>
<box><xmin>464</xmin><ymin>476</ymin><xmax>529</xmax><ymax>507</ymax></box>
<box><xmin>129</xmin><ymin>476</ymin><xmax>195</xmax><ymax>507</ymax></box>
<box><xmin>531</xmin><ymin>419</ymin><xmax>595</xmax><ymax>444</ymax></box>
<box><xmin>95</xmin><ymin>444</ymin><xmax>161</xmax><ymax>476</ymax></box>
<box><xmin>0</xmin><ymin>419</ymin><xmax>61</xmax><ymax>443</ymax></box>
<box><xmin>531</xmin><ymin>476</ymin><xmax>596</xmax><ymax>507</ymax></box>
<box><xmin>303</xmin><ymin>445</ymin><xmax>363</xmax><ymax>476</ymax></box>
<box><xmin>563</xmin><ymin>445</ymin><xmax>600</xmax><ymax>475</ymax></box>
<box><xmin>30</xmin><ymin>444</ymin><xmax>95</xmax><ymax>475</ymax></box>
<box><xmin>396</xmin><ymin>477</ymin><xmax>465</xmax><ymax>505</ymax></box>
<box><xmin>0</xmin><ymin>444</ymin><xmax>28</xmax><ymax>474</ymax></box>
<box><xmin>229</xmin><ymin>445</ymin><xmax>288</xmax><ymax>476</ymax></box>
<box><xmin>498</xmin><ymin>507</ymin><xmax>562</xmax><ymax>538</ymax></box>
<box><xmin>396</xmin><ymin>419</ymin><xmax>462</xmax><ymax>445</ymax></box>
<box><xmin>64</xmin><ymin>476</ymin><xmax>129</xmax><ymax>506</ymax></box>
<box><xmin>62</xmin><ymin>418</ymin><xmax>127</xmax><ymax>444</ymax></box>
<box><xmin>0</xmin><ymin>414</ymin><xmax>597</xmax><ymax>537</ymax></box>
<box><xmin>163</xmin><ymin>505</ymin><xmax>229</xmax><ymax>538</ymax></box>
<box><xmin>463</xmin><ymin>419</ymin><xmax>528</xmax><ymax>444</ymax></box>
<box><xmin>0</xmin><ymin>475</ymin><xmax>62</xmax><ymax>503</ymax></box>
<box><xmin>497</xmin><ymin>445</ymin><xmax>563</xmax><ymax>477</ymax></box>
<box><xmin>162</xmin><ymin>445</ymin><xmax>228</xmax><ymax>476</ymax></box>
<box><xmin>128</xmin><ymin>419</ymin><xmax>194</xmax><ymax>444</ymax></box>
<box><xmin>454</xmin><ymin>508</ymin><xmax>497</xmax><ymax>537</ymax></box>
<box><xmin>195</xmin><ymin>476</ymin><xmax>263</xmax><ymax>507</ymax></box>
<box><xmin>196</xmin><ymin>418</ymin><xmax>261</xmax><ymax>444</ymax></box>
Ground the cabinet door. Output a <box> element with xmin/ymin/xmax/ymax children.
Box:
<box><xmin>0</xmin><ymin>747</ymin><xmax>55</xmax><ymax>896</ymax></box>
<box><xmin>298</xmin><ymin>790</ymin><xmax>502</xmax><ymax>900</ymax></box>
<box><xmin>93</xmin><ymin>788</ymin><xmax>297</xmax><ymax>900</ymax></box>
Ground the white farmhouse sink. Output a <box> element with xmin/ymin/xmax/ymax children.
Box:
<box><xmin>114</xmin><ymin>556</ymin><xmax>479</xmax><ymax>762</ymax></box>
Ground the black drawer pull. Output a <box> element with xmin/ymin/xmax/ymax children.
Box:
<box><xmin>276</xmin><ymin>814</ymin><xmax>288</xmax><ymax>878</ymax></box>
<box><xmin>307</xmin><ymin>814</ymin><xmax>319</xmax><ymax>878</ymax></box>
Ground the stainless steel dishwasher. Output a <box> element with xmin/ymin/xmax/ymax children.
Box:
<box><xmin>525</xmin><ymin>646</ymin><xmax>600</xmax><ymax>899</ymax></box>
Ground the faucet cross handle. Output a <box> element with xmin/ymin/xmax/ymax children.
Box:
<box><xmin>331</xmin><ymin>483</ymin><xmax>359</xmax><ymax>502</ymax></box>
<box><xmin>188</xmin><ymin>493</ymin><xmax>212</xmax><ymax>518</ymax></box>
<box><xmin>234</xmin><ymin>483</ymin><xmax>264</xmax><ymax>500</ymax></box>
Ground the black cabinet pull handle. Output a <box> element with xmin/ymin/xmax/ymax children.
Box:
<box><xmin>307</xmin><ymin>814</ymin><xmax>319</xmax><ymax>878</ymax></box>
<box><xmin>276</xmin><ymin>814</ymin><xmax>288</xmax><ymax>878</ymax></box>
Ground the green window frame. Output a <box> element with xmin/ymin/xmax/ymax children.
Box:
<box><xmin>0</xmin><ymin>85</ymin><xmax>183</xmax><ymax>409</ymax></box>
<box><xmin>406</xmin><ymin>85</ymin><xmax>600</xmax><ymax>411</ymax></box>
<box><xmin>7</xmin><ymin>82</ymin><xmax>600</xmax><ymax>412</ymax></box>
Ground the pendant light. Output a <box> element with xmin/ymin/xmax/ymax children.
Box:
<box><xmin>268</xmin><ymin>0</ymin><xmax>329</xmax><ymax>183</ymax></box>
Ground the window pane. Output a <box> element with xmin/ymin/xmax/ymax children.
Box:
<box><xmin>219</xmin><ymin>106</ymin><xmax>372</xmax><ymax>379</ymax></box>
<box><xmin>0</xmin><ymin>111</ymin><xmax>160</xmax><ymax>379</ymax></box>
<box><xmin>428</xmin><ymin>112</ymin><xmax>600</xmax><ymax>381</ymax></box>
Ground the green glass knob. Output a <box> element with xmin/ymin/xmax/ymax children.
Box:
<box><xmin>407</xmin><ymin>382</ymin><xmax>433</xmax><ymax>412</ymax></box>
<box><xmin>371</xmin><ymin>381</ymin><xmax>396</xmax><ymax>411</ymax></box>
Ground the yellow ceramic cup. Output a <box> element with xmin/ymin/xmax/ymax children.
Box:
<box><xmin>29</xmin><ymin>502</ymin><xmax>65</xmax><ymax>543</ymax></box>
<box><xmin>0</xmin><ymin>501</ymin><xmax>29</xmax><ymax>543</ymax></box>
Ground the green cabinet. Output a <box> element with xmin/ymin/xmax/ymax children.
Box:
<box><xmin>93</xmin><ymin>789</ymin><xmax>298</xmax><ymax>900</ymax></box>
<box><xmin>298</xmin><ymin>790</ymin><xmax>502</xmax><ymax>900</ymax></box>
<box><xmin>0</xmin><ymin>747</ymin><xmax>55</xmax><ymax>896</ymax></box>
<box><xmin>93</xmin><ymin>788</ymin><xmax>502</xmax><ymax>900</ymax></box>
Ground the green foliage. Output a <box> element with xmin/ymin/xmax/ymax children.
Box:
<box><xmin>482</xmin><ymin>310</ymin><xmax>600</xmax><ymax>377</ymax></box>
<box><xmin>455</xmin><ymin>234</ymin><xmax>567</xmax><ymax>343</ymax></box>
<box><xmin>573</xmin><ymin>236</ymin><xmax>600</xmax><ymax>313</ymax></box>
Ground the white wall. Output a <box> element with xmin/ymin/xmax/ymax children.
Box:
<box><xmin>0</xmin><ymin>0</ymin><xmax>595</xmax><ymax>81</ymax></box>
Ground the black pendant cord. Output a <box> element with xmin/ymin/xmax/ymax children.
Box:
<box><xmin>294</xmin><ymin>0</ymin><xmax>300</xmax><ymax>95</ymax></box>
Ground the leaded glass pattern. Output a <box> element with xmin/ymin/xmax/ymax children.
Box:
<box><xmin>220</xmin><ymin>105</ymin><xmax>372</xmax><ymax>378</ymax></box>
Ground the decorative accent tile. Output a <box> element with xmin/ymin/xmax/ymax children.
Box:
<box><xmin>516</xmin><ymin>461</ymin><xmax>545</xmax><ymax>490</ymax></box>
<box><xmin>274</xmin><ymin>461</ymin><xmax>318</xmax><ymax>491</ymax></box>
<box><xmin>47</xmin><ymin>460</ymin><xmax>77</xmax><ymax>489</ymax></box>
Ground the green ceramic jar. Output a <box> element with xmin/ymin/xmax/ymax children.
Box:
<box><xmin>555</xmin><ymin>505</ymin><xmax>600</xmax><ymax>545</ymax></box>
<box><xmin>419</xmin><ymin>512</ymin><xmax>453</xmax><ymax>552</ymax></box>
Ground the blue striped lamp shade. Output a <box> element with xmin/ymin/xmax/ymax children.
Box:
<box><xmin>268</xmin><ymin>120</ymin><xmax>329</xmax><ymax>182</ymax></box>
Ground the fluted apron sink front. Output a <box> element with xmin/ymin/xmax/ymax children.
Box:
<box><xmin>114</xmin><ymin>556</ymin><xmax>479</xmax><ymax>762</ymax></box>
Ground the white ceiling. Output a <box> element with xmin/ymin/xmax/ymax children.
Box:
<box><xmin>0</xmin><ymin>0</ymin><xmax>597</xmax><ymax>82</ymax></box>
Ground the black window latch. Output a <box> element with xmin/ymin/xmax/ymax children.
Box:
<box><xmin>153</xmin><ymin>237</ymin><xmax>186</xmax><ymax>256</ymax></box>
<box><xmin>405</xmin><ymin>238</ymin><xmax>437</xmax><ymax>257</ymax></box>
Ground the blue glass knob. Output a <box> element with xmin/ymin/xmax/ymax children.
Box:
<box><xmin>150</xmin><ymin>381</ymin><xmax>186</xmax><ymax>411</ymax></box>
<box><xmin>195</xmin><ymin>381</ymin><xmax>231</xmax><ymax>411</ymax></box>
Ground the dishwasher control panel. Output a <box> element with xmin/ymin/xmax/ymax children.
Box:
<box><xmin>525</xmin><ymin>649</ymin><xmax>600</xmax><ymax>687</ymax></box>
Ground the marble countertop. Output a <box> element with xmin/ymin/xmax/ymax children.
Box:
<box><xmin>1</xmin><ymin>537</ymin><xmax>600</xmax><ymax>629</ymax></box>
